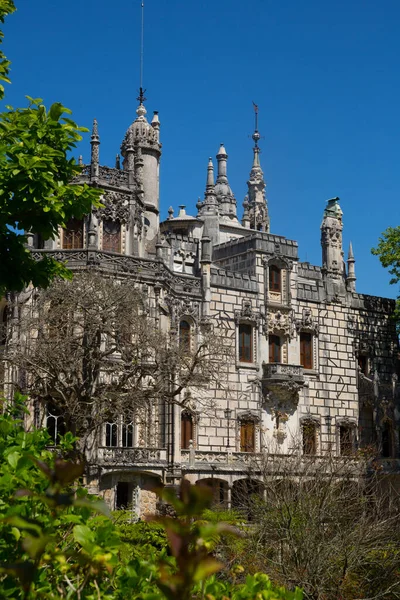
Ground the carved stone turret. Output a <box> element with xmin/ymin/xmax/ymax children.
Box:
<box><xmin>321</xmin><ymin>197</ymin><xmax>346</xmax><ymax>299</ymax></box>
<box><xmin>246</xmin><ymin>124</ymin><xmax>269</xmax><ymax>232</ymax></box>
<box><xmin>90</xmin><ymin>119</ymin><xmax>100</xmax><ymax>180</ymax></box>
<box><xmin>347</xmin><ymin>242</ymin><xmax>356</xmax><ymax>292</ymax></box>
<box><xmin>214</xmin><ymin>144</ymin><xmax>238</xmax><ymax>222</ymax></box>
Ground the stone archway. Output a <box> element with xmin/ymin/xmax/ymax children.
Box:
<box><xmin>100</xmin><ymin>471</ymin><xmax>162</xmax><ymax>518</ymax></box>
<box><xmin>232</xmin><ymin>478</ymin><xmax>263</xmax><ymax>520</ymax></box>
<box><xmin>196</xmin><ymin>477</ymin><xmax>229</xmax><ymax>508</ymax></box>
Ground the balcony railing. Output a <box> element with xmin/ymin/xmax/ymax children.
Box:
<box><xmin>97</xmin><ymin>446</ymin><xmax>167</xmax><ymax>465</ymax></box>
<box><xmin>263</xmin><ymin>363</ymin><xmax>304</xmax><ymax>383</ymax></box>
<box><xmin>181</xmin><ymin>449</ymin><xmax>262</xmax><ymax>466</ymax></box>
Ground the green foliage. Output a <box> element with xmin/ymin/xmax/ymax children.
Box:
<box><xmin>0</xmin><ymin>395</ymin><xmax>299</xmax><ymax>599</ymax></box>
<box><xmin>372</xmin><ymin>225</ymin><xmax>400</xmax><ymax>323</ymax></box>
<box><xmin>0</xmin><ymin>2</ymin><xmax>102</xmax><ymax>295</ymax></box>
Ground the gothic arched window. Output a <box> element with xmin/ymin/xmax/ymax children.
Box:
<box><xmin>63</xmin><ymin>218</ymin><xmax>83</xmax><ymax>249</ymax></box>
<box><xmin>103</xmin><ymin>219</ymin><xmax>121</xmax><ymax>253</ymax></box>
<box><xmin>46</xmin><ymin>402</ymin><xmax>66</xmax><ymax>445</ymax></box>
<box><xmin>179</xmin><ymin>320</ymin><xmax>191</xmax><ymax>352</ymax></box>
<box><xmin>269</xmin><ymin>265</ymin><xmax>281</xmax><ymax>292</ymax></box>
<box><xmin>181</xmin><ymin>412</ymin><xmax>193</xmax><ymax>449</ymax></box>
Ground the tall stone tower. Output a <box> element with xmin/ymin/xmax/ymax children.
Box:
<box><xmin>121</xmin><ymin>93</ymin><xmax>162</xmax><ymax>242</ymax></box>
<box><xmin>244</xmin><ymin>121</ymin><xmax>269</xmax><ymax>232</ymax></box>
<box><xmin>320</xmin><ymin>197</ymin><xmax>346</xmax><ymax>299</ymax></box>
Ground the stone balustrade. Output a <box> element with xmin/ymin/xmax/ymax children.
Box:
<box><xmin>97</xmin><ymin>446</ymin><xmax>167</xmax><ymax>466</ymax></box>
<box><xmin>263</xmin><ymin>362</ymin><xmax>304</xmax><ymax>383</ymax></box>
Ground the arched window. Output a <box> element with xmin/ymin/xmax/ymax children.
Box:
<box><xmin>63</xmin><ymin>218</ymin><xmax>83</xmax><ymax>249</ymax></box>
<box><xmin>240</xmin><ymin>419</ymin><xmax>255</xmax><ymax>452</ymax></box>
<box><xmin>302</xmin><ymin>421</ymin><xmax>317</xmax><ymax>455</ymax></box>
<box><xmin>181</xmin><ymin>411</ymin><xmax>193</xmax><ymax>449</ymax></box>
<box><xmin>179</xmin><ymin>320</ymin><xmax>191</xmax><ymax>352</ymax></box>
<box><xmin>339</xmin><ymin>425</ymin><xmax>354</xmax><ymax>456</ymax></box>
<box><xmin>122</xmin><ymin>422</ymin><xmax>134</xmax><ymax>448</ymax></box>
<box><xmin>300</xmin><ymin>332</ymin><xmax>313</xmax><ymax>369</ymax></box>
<box><xmin>103</xmin><ymin>219</ymin><xmax>121</xmax><ymax>252</ymax></box>
<box><xmin>382</xmin><ymin>421</ymin><xmax>394</xmax><ymax>458</ymax></box>
<box><xmin>1</xmin><ymin>305</ymin><xmax>7</xmax><ymax>345</ymax></box>
<box><xmin>269</xmin><ymin>265</ymin><xmax>281</xmax><ymax>292</ymax></box>
<box><xmin>269</xmin><ymin>335</ymin><xmax>281</xmax><ymax>363</ymax></box>
<box><xmin>238</xmin><ymin>323</ymin><xmax>253</xmax><ymax>362</ymax></box>
<box><xmin>46</xmin><ymin>402</ymin><xmax>66</xmax><ymax>445</ymax></box>
<box><xmin>105</xmin><ymin>422</ymin><xmax>118</xmax><ymax>447</ymax></box>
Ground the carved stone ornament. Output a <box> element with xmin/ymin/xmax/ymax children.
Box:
<box><xmin>267</xmin><ymin>309</ymin><xmax>294</xmax><ymax>338</ymax></box>
<box><xmin>95</xmin><ymin>192</ymin><xmax>131</xmax><ymax>223</ymax></box>
<box><xmin>295</xmin><ymin>308</ymin><xmax>319</xmax><ymax>336</ymax></box>
<box><xmin>165</xmin><ymin>295</ymin><xmax>199</xmax><ymax>325</ymax></box>
<box><xmin>234</xmin><ymin>299</ymin><xmax>261</xmax><ymax>326</ymax></box>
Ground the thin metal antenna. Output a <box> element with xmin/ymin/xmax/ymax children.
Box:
<box><xmin>137</xmin><ymin>1</ymin><xmax>146</xmax><ymax>104</ymax></box>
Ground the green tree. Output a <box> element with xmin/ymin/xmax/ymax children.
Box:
<box><xmin>0</xmin><ymin>0</ymin><xmax>102</xmax><ymax>296</ymax></box>
<box><xmin>372</xmin><ymin>225</ymin><xmax>400</xmax><ymax>323</ymax></box>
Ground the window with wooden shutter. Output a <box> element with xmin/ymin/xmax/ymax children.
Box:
<box><xmin>103</xmin><ymin>219</ymin><xmax>121</xmax><ymax>252</ymax></box>
<box><xmin>269</xmin><ymin>335</ymin><xmax>281</xmax><ymax>363</ymax></box>
<box><xmin>302</xmin><ymin>422</ymin><xmax>317</xmax><ymax>455</ymax></box>
<box><xmin>238</xmin><ymin>323</ymin><xmax>253</xmax><ymax>362</ymax></box>
<box><xmin>240</xmin><ymin>420</ymin><xmax>255</xmax><ymax>452</ymax></box>
<box><xmin>63</xmin><ymin>218</ymin><xmax>83</xmax><ymax>249</ymax></box>
<box><xmin>300</xmin><ymin>332</ymin><xmax>313</xmax><ymax>369</ymax></box>
<box><xmin>339</xmin><ymin>425</ymin><xmax>353</xmax><ymax>456</ymax></box>
<box><xmin>269</xmin><ymin>266</ymin><xmax>281</xmax><ymax>292</ymax></box>
<box><xmin>179</xmin><ymin>320</ymin><xmax>191</xmax><ymax>353</ymax></box>
<box><xmin>181</xmin><ymin>412</ymin><xmax>193</xmax><ymax>449</ymax></box>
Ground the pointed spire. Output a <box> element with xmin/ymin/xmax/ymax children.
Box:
<box><xmin>201</xmin><ymin>157</ymin><xmax>217</xmax><ymax>213</ymax></box>
<box><xmin>347</xmin><ymin>242</ymin><xmax>356</xmax><ymax>291</ymax></box>
<box><xmin>246</xmin><ymin>105</ymin><xmax>269</xmax><ymax>232</ymax></box>
<box><xmin>115</xmin><ymin>153</ymin><xmax>121</xmax><ymax>170</ymax></box>
<box><xmin>90</xmin><ymin>118</ymin><xmax>100</xmax><ymax>178</ymax></box>
<box><xmin>214</xmin><ymin>144</ymin><xmax>238</xmax><ymax>220</ymax></box>
<box><xmin>206</xmin><ymin>157</ymin><xmax>214</xmax><ymax>190</ymax></box>
<box><xmin>78</xmin><ymin>155</ymin><xmax>83</xmax><ymax>166</ymax></box>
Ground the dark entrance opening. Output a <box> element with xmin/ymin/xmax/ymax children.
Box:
<box><xmin>116</xmin><ymin>482</ymin><xmax>130</xmax><ymax>509</ymax></box>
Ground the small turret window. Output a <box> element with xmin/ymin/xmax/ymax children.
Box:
<box><xmin>269</xmin><ymin>266</ymin><xmax>281</xmax><ymax>292</ymax></box>
<box><xmin>103</xmin><ymin>219</ymin><xmax>121</xmax><ymax>253</ymax></box>
<box><xmin>63</xmin><ymin>218</ymin><xmax>83</xmax><ymax>249</ymax></box>
<box><xmin>179</xmin><ymin>320</ymin><xmax>191</xmax><ymax>352</ymax></box>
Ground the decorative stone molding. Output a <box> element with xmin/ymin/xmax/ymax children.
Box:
<box><xmin>234</xmin><ymin>299</ymin><xmax>261</xmax><ymax>326</ymax></box>
<box><xmin>266</xmin><ymin>308</ymin><xmax>295</xmax><ymax>338</ymax></box>
<box><xmin>95</xmin><ymin>192</ymin><xmax>131</xmax><ymax>223</ymax></box>
<box><xmin>165</xmin><ymin>295</ymin><xmax>200</xmax><ymax>326</ymax></box>
<box><xmin>295</xmin><ymin>308</ymin><xmax>319</xmax><ymax>336</ymax></box>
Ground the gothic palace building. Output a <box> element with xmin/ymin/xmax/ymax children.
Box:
<box><xmin>3</xmin><ymin>97</ymin><xmax>400</xmax><ymax>516</ymax></box>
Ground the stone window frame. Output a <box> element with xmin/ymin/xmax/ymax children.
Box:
<box><xmin>234</xmin><ymin>301</ymin><xmax>260</xmax><ymax>370</ymax></box>
<box><xmin>336</xmin><ymin>418</ymin><xmax>357</xmax><ymax>456</ymax></box>
<box><xmin>180</xmin><ymin>408</ymin><xmax>199</xmax><ymax>449</ymax></box>
<box><xmin>101</xmin><ymin>218</ymin><xmax>123</xmax><ymax>253</ymax></box>
<box><xmin>264</xmin><ymin>256</ymin><xmax>292</xmax><ymax>307</ymax></box>
<box><xmin>300</xmin><ymin>415</ymin><xmax>321</xmax><ymax>455</ymax></box>
<box><xmin>178</xmin><ymin>316</ymin><xmax>197</xmax><ymax>354</ymax></box>
<box><xmin>296</xmin><ymin>308</ymin><xmax>319</xmax><ymax>373</ymax></box>
<box><xmin>236</xmin><ymin>410</ymin><xmax>260</xmax><ymax>453</ymax></box>
<box><xmin>103</xmin><ymin>415</ymin><xmax>138</xmax><ymax>448</ymax></box>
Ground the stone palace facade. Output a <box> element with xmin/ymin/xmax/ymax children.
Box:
<box><xmin>2</xmin><ymin>96</ymin><xmax>399</xmax><ymax>516</ymax></box>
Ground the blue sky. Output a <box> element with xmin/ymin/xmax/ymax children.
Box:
<box><xmin>3</xmin><ymin>0</ymin><xmax>399</xmax><ymax>299</ymax></box>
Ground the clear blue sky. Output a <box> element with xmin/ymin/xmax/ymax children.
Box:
<box><xmin>3</xmin><ymin>0</ymin><xmax>399</xmax><ymax>299</ymax></box>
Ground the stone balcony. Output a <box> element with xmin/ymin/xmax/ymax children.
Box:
<box><xmin>262</xmin><ymin>363</ymin><xmax>305</xmax><ymax>404</ymax></box>
<box><xmin>181</xmin><ymin>449</ymin><xmax>262</xmax><ymax>467</ymax></box>
<box><xmin>97</xmin><ymin>446</ymin><xmax>167</xmax><ymax>467</ymax></box>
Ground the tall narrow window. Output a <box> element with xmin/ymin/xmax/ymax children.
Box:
<box><xmin>358</xmin><ymin>355</ymin><xmax>368</xmax><ymax>375</ymax></box>
<box><xmin>181</xmin><ymin>412</ymin><xmax>193</xmax><ymax>449</ymax></box>
<box><xmin>46</xmin><ymin>402</ymin><xmax>66</xmax><ymax>445</ymax></box>
<box><xmin>269</xmin><ymin>335</ymin><xmax>281</xmax><ymax>363</ymax></box>
<box><xmin>240</xmin><ymin>420</ymin><xmax>255</xmax><ymax>452</ymax></box>
<box><xmin>103</xmin><ymin>219</ymin><xmax>121</xmax><ymax>252</ymax></box>
<box><xmin>179</xmin><ymin>320</ymin><xmax>191</xmax><ymax>352</ymax></box>
<box><xmin>122</xmin><ymin>422</ymin><xmax>134</xmax><ymax>448</ymax></box>
<box><xmin>63</xmin><ymin>218</ymin><xmax>83</xmax><ymax>249</ymax></box>
<box><xmin>339</xmin><ymin>425</ymin><xmax>353</xmax><ymax>456</ymax></box>
<box><xmin>300</xmin><ymin>333</ymin><xmax>313</xmax><ymax>369</ymax></box>
<box><xmin>302</xmin><ymin>422</ymin><xmax>317</xmax><ymax>455</ymax></box>
<box><xmin>382</xmin><ymin>421</ymin><xmax>394</xmax><ymax>458</ymax></box>
<box><xmin>105</xmin><ymin>422</ymin><xmax>118</xmax><ymax>447</ymax></box>
<box><xmin>269</xmin><ymin>266</ymin><xmax>281</xmax><ymax>292</ymax></box>
<box><xmin>1</xmin><ymin>306</ymin><xmax>7</xmax><ymax>345</ymax></box>
<box><xmin>239</xmin><ymin>323</ymin><xmax>253</xmax><ymax>362</ymax></box>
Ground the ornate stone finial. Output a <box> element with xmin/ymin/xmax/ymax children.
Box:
<box><xmin>347</xmin><ymin>242</ymin><xmax>356</xmax><ymax>292</ymax></box>
<box><xmin>78</xmin><ymin>155</ymin><xmax>83</xmax><ymax>165</ymax></box>
<box><xmin>206</xmin><ymin>157</ymin><xmax>214</xmax><ymax>190</ymax></box>
<box><xmin>246</xmin><ymin>104</ymin><xmax>269</xmax><ymax>232</ymax></box>
<box><xmin>90</xmin><ymin>118</ymin><xmax>100</xmax><ymax>177</ymax></box>
<box><xmin>167</xmin><ymin>206</ymin><xmax>174</xmax><ymax>220</ymax></box>
<box><xmin>115</xmin><ymin>153</ymin><xmax>121</xmax><ymax>170</ymax></box>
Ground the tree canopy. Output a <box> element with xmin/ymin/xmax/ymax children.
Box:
<box><xmin>0</xmin><ymin>0</ymin><xmax>102</xmax><ymax>296</ymax></box>
<box><xmin>372</xmin><ymin>225</ymin><xmax>400</xmax><ymax>323</ymax></box>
